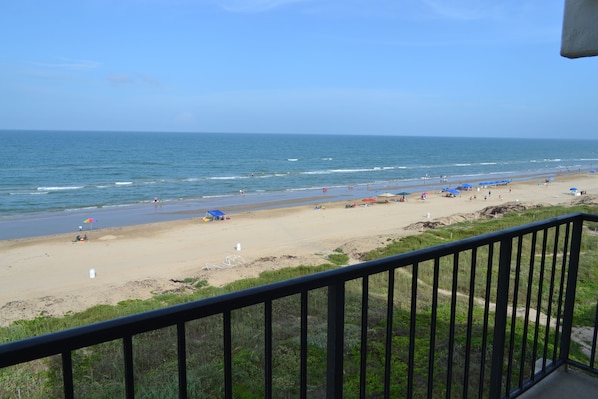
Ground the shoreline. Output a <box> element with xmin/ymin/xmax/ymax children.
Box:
<box><xmin>1</xmin><ymin>169</ymin><xmax>591</xmax><ymax>241</ymax></box>
<box><xmin>1</xmin><ymin>173</ymin><xmax>597</xmax><ymax>327</ymax></box>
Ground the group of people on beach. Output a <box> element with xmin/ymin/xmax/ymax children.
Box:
<box><xmin>73</xmin><ymin>234</ymin><xmax>88</xmax><ymax>242</ymax></box>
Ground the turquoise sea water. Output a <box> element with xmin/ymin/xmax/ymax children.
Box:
<box><xmin>1</xmin><ymin>130</ymin><xmax>597</xmax><ymax>239</ymax></box>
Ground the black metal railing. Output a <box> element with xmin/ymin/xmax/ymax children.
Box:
<box><xmin>2</xmin><ymin>213</ymin><xmax>598</xmax><ymax>398</ymax></box>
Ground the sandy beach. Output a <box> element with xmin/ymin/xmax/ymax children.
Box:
<box><xmin>1</xmin><ymin>173</ymin><xmax>597</xmax><ymax>327</ymax></box>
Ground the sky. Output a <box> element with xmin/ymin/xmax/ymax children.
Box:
<box><xmin>0</xmin><ymin>0</ymin><xmax>596</xmax><ymax>139</ymax></box>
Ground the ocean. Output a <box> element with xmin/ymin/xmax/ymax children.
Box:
<box><xmin>1</xmin><ymin>130</ymin><xmax>597</xmax><ymax>240</ymax></box>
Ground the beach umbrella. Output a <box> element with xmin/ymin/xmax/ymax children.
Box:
<box><xmin>546</xmin><ymin>177</ymin><xmax>554</xmax><ymax>181</ymax></box>
<box><xmin>570</xmin><ymin>188</ymin><xmax>578</xmax><ymax>192</ymax></box>
<box><xmin>462</xmin><ymin>183</ymin><xmax>472</xmax><ymax>188</ymax></box>
<box><xmin>590</xmin><ymin>170</ymin><xmax>596</xmax><ymax>174</ymax></box>
<box><xmin>395</xmin><ymin>191</ymin><xmax>410</xmax><ymax>196</ymax></box>
<box><xmin>83</xmin><ymin>218</ymin><xmax>97</xmax><ymax>229</ymax></box>
<box><xmin>447</xmin><ymin>189</ymin><xmax>460</xmax><ymax>195</ymax></box>
<box><xmin>377</xmin><ymin>192</ymin><xmax>395</xmax><ymax>198</ymax></box>
<box><xmin>362</xmin><ymin>198</ymin><xmax>376</xmax><ymax>203</ymax></box>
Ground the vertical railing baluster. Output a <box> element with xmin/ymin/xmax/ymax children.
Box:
<box><xmin>478</xmin><ymin>243</ymin><xmax>494</xmax><ymax>398</ymax></box>
<box><xmin>300</xmin><ymin>291</ymin><xmax>308</xmax><ymax>399</ymax></box>
<box><xmin>223</xmin><ymin>311</ymin><xmax>232</xmax><ymax>399</ymax></box>
<box><xmin>326</xmin><ymin>282</ymin><xmax>345</xmax><ymax>399</ymax></box>
<box><xmin>359</xmin><ymin>276</ymin><xmax>369</xmax><ymax>399</ymax></box>
<box><xmin>463</xmin><ymin>248</ymin><xmax>477</xmax><ymax>399</ymax></box>
<box><xmin>123</xmin><ymin>335</ymin><xmax>135</xmax><ymax>399</ymax></box>
<box><xmin>489</xmin><ymin>237</ymin><xmax>513</xmax><ymax>399</ymax></box>
<box><xmin>532</xmin><ymin>230</ymin><xmax>546</xmax><ymax>381</ymax></box>
<box><xmin>383</xmin><ymin>269</ymin><xmax>395</xmax><ymax>399</ymax></box>
<box><xmin>590</xmin><ymin>300</ymin><xmax>598</xmax><ymax>368</ymax></box>
<box><xmin>407</xmin><ymin>263</ymin><xmax>418</xmax><ymax>398</ymax></box>
<box><xmin>265</xmin><ymin>300</ymin><xmax>273</xmax><ymax>399</ymax></box>
<box><xmin>177</xmin><ymin>322</ymin><xmax>187</xmax><ymax>399</ymax></box>
<box><xmin>446</xmin><ymin>253</ymin><xmax>459</xmax><ymax>399</ymax></box>
<box><xmin>428</xmin><ymin>258</ymin><xmax>440</xmax><ymax>399</ymax></box>
<box><xmin>532</xmin><ymin>229</ymin><xmax>549</xmax><ymax>374</ymax></box>
<box><xmin>559</xmin><ymin>217</ymin><xmax>584</xmax><ymax>366</ymax></box>
<box><xmin>553</xmin><ymin>222</ymin><xmax>571</xmax><ymax>363</ymax></box>
<box><xmin>506</xmin><ymin>236</ymin><xmax>523</xmax><ymax>393</ymax></box>
<box><xmin>520</xmin><ymin>231</ymin><xmax>537</xmax><ymax>385</ymax></box>
<box><xmin>62</xmin><ymin>351</ymin><xmax>74</xmax><ymax>399</ymax></box>
<box><xmin>543</xmin><ymin>226</ymin><xmax>560</xmax><ymax>366</ymax></box>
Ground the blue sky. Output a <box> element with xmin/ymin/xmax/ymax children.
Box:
<box><xmin>0</xmin><ymin>0</ymin><xmax>595</xmax><ymax>138</ymax></box>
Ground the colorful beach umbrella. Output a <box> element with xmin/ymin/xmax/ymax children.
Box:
<box><xmin>83</xmin><ymin>218</ymin><xmax>97</xmax><ymax>229</ymax></box>
<box><xmin>362</xmin><ymin>198</ymin><xmax>376</xmax><ymax>203</ymax></box>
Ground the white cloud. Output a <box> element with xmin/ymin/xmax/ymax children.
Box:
<box><xmin>109</xmin><ymin>73</ymin><xmax>134</xmax><ymax>85</ymax></box>
<box><xmin>420</xmin><ymin>0</ymin><xmax>504</xmax><ymax>21</ymax></box>
<box><xmin>173</xmin><ymin>111</ymin><xmax>196</xmax><ymax>124</ymax></box>
<box><xmin>33</xmin><ymin>58</ymin><xmax>102</xmax><ymax>70</ymax></box>
<box><xmin>218</xmin><ymin>0</ymin><xmax>315</xmax><ymax>13</ymax></box>
<box><xmin>107</xmin><ymin>73</ymin><xmax>163</xmax><ymax>88</ymax></box>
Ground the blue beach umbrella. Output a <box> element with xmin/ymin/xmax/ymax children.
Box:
<box><xmin>570</xmin><ymin>187</ymin><xmax>578</xmax><ymax>191</ymax></box>
<box><xmin>590</xmin><ymin>170</ymin><xmax>596</xmax><ymax>174</ymax></box>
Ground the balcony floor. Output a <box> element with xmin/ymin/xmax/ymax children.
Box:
<box><xmin>518</xmin><ymin>366</ymin><xmax>598</xmax><ymax>399</ymax></box>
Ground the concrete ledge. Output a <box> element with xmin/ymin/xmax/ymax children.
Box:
<box><xmin>518</xmin><ymin>366</ymin><xmax>598</xmax><ymax>399</ymax></box>
<box><xmin>561</xmin><ymin>0</ymin><xmax>598</xmax><ymax>58</ymax></box>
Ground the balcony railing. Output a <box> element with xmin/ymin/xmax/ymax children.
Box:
<box><xmin>1</xmin><ymin>212</ymin><xmax>598</xmax><ymax>398</ymax></box>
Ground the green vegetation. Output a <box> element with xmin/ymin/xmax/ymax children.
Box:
<box><xmin>1</xmin><ymin>205</ymin><xmax>597</xmax><ymax>398</ymax></box>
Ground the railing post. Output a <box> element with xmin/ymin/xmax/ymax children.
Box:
<box><xmin>177</xmin><ymin>322</ymin><xmax>187</xmax><ymax>399</ymax></box>
<box><xmin>559</xmin><ymin>218</ymin><xmax>584</xmax><ymax>365</ymax></box>
<box><xmin>489</xmin><ymin>237</ymin><xmax>513</xmax><ymax>399</ymax></box>
<box><xmin>123</xmin><ymin>335</ymin><xmax>135</xmax><ymax>399</ymax></box>
<box><xmin>326</xmin><ymin>281</ymin><xmax>345</xmax><ymax>399</ymax></box>
<box><xmin>62</xmin><ymin>351</ymin><xmax>74</xmax><ymax>399</ymax></box>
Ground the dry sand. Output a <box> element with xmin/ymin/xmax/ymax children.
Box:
<box><xmin>1</xmin><ymin>173</ymin><xmax>597</xmax><ymax>327</ymax></box>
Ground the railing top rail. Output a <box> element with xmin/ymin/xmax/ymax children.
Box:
<box><xmin>0</xmin><ymin>212</ymin><xmax>593</xmax><ymax>368</ymax></box>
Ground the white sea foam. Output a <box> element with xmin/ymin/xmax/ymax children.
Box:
<box><xmin>10</xmin><ymin>191</ymin><xmax>48</xmax><ymax>195</ymax></box>
<box><xmin>38</xmin><ymin>186</ymin><xmax>83</xmax><ymax>191</ymax></box>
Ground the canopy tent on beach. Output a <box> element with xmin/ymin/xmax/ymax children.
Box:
<box><xmin>203</xmin><ymin>210</ymin><xmax>226</xmax><ymax>222</ymax></box>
